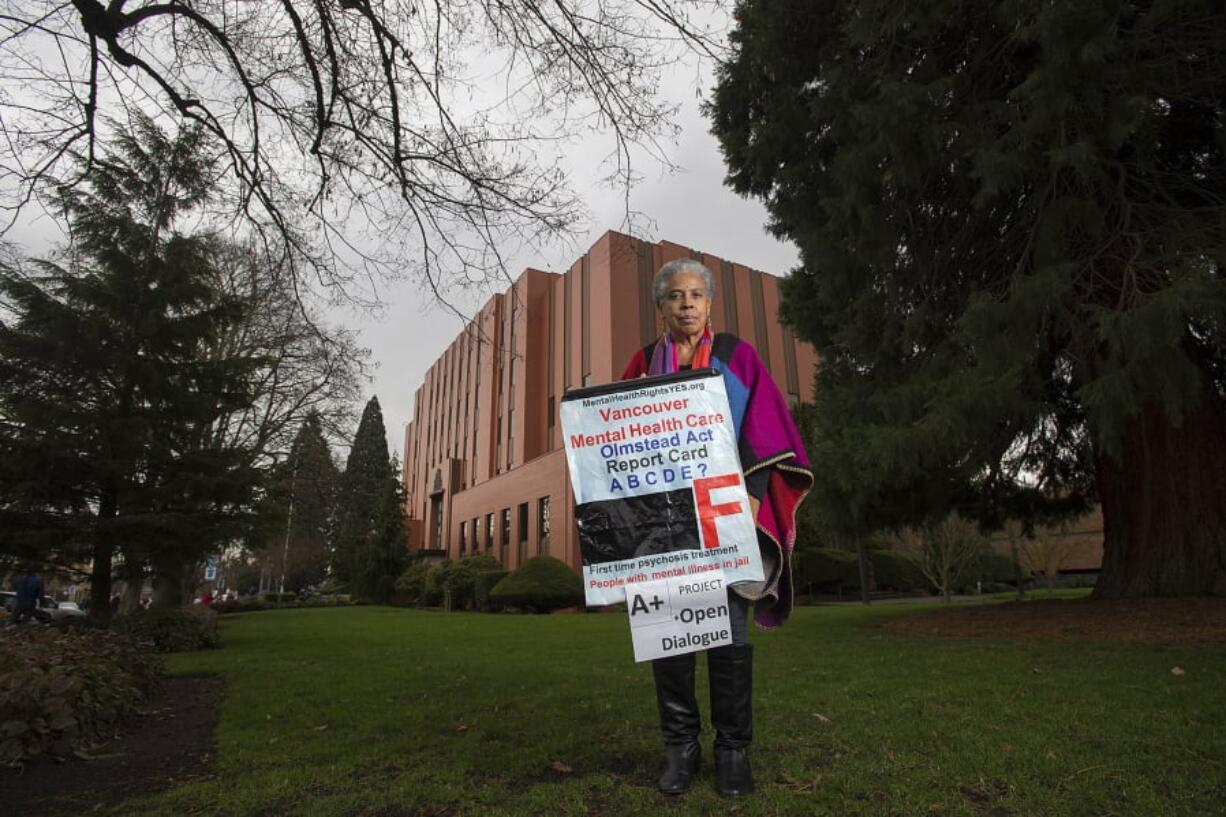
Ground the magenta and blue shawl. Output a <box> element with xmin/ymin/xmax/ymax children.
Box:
<box><xmin>622</xmin><ymin>332</ymin><xmax>813</xmax><ymax>628</ymax></box>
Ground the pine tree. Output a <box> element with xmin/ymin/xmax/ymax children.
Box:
<box><xmin>333</xmin><ymin>396</ymin><xmax>392</xmax><ymax>587</ymax></box>
<box><xmin>0</xmin><ymin>115</ymin><xmax>261</xmax><ymax>616</ymax></box>
<box><xmin>261</xmin><ymin>413</ymin><xmax>339</xmax><ymax>593</ymax></box>
<box><xmin>357</xmin><ymin>455</ymin><xmax>409</xmax><ymax>604</ymax></box>
<box><xmin>710</xmin><ymin>0</ymin><xmax>1226</xmax><ymax>597</ymax></box>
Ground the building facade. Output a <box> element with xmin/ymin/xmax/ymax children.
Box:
<box><xmin>402</xmin><ymin>230</ymin><xmax>818</xmax><ymax>572</ymax></box>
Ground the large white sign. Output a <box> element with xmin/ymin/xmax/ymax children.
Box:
<box><xmin>627</xmin><ymin>573</ymin><xmax>734</xmax><ymax>662</ymax></box>
<box><xmin>561</xmin><ymin>371</ymin><xmax>763</xmax><ymax>606</ymax></box>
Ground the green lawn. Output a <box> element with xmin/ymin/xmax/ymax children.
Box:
<box><xmin>126</xmin><ymin>603</ymin><xmax>1224</xmax><ymax>816</ymax></box>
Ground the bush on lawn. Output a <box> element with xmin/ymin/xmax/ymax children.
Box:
<box><xmin>474</xmin><ymin>569</ymin><xmax>510</xmax><ymax>612</ymax></box>
<box><xmin>870</xmin><ymin>550</ymin><xmax>927</xmax><ymax>592</ymax></box>
<box><xmin>794</xmin><ymin>548</ymin><xmax>861</xmax><ymax>593</ymax></box>
<box><xmin>489</xmin><ymin>556</ymin><xmax>584</xmax><ymax>612</ymax></box>
<box><xmin>210</xmin><ymin>597</ymin><xmax>267</xmax><ymax>614</ymax></box>
<box><xmin>0</xmin><ymin>625</ymin><xmax>160</xmax><ymax>764</ymax></box>
<box><xmin>394</xmin><ymin>560</ymin><xmax>433</xmax><ymax>605</ymax></box>
<box><xmin>261</xmin><ymin>591</ymin><xmax>297</xmax><ymax>604</ymax></box>
<box><xmin>951</xmin><ymin>551</ymin><xmax>1019</xmax><ymax>594</ymax></box>
<box><xmin>113</xmin><ymin>606</ymin><xmax>220</xmax><ymax>653</ymax></box>
<box><xmin>440</xmin><ymin>553</ymin><xmax>503</xmax><ymax>610</ymax></box>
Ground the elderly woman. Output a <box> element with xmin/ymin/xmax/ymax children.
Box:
<box><xmin>621</xmin><ymin>259</ymin><xmax>812</xmax><ymax>796</ymax></box>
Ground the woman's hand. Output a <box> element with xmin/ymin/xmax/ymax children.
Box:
<box><xmin>749</xmin><ymin>496</ymin><xmax>761</xmax><ymax>521</ymax></box>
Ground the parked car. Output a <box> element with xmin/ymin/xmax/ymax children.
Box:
<box><xmin>44</xmin><ymin>598</ymin><xmax>85</xmax><ymax>621</ymax></box>
<box><xmin>0</xmin><ymin>590</ymin><xmax>14</xmax><ymax>623</ymax></box>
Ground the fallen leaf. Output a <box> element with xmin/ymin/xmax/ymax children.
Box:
<box><xmin>1170</xmin><ymin>666</ymin><xmax>1186</xmax><ymax>676</ymax></box>
<box><xmin>812</xmin><ymin>712</ymin><xmax>831</xmax><ymax>723</ymax></box>
<box><xmin>550</xmin><ymin>760</ymin><xmax>573</xmax><ymax>774</ymax></box>
<box><xmin>454</xmin><ymin>724</ymin><xmax>468</xmax><ymax>733</ymax></box>
<box><xmin>312</xmin><ymin>724</ymin><xmax>328</xmax><ymax>732</ymax></box>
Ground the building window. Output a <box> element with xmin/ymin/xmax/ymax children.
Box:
<box><xmin>518</xmin><ymin>501</ymin><xmax>529</xmax><ymax>565</ymax></box>
<box><xmin>486</xmin><ymin>513</ymin><xmax>494</xmax><ymax>550</ymax></box>
<box><xmin>500</xmin><ymin>508</ymin><xmax>511</xmax><ymax>564</ymax></box>
<box><xmin>459</xmin><ymin>521</ymin><xmax>467</xmax><ymax>555</ymax></box>
<box><xmin>546</xmin><ymin>396</ymin><xmax>556</xmax><ymax>452</ymax></box>
<box><xmin>432</xmin><ymin>496</ymin><xmax>443</xmax><ymax>549</ymax></box>
<box><xmin>538</xmin><ymin>496</ymin><xmax>551</xmax><ymax>555</ymax></box>
<box><xmin>474</xmin><ymin>518</ymin><xmax>482</xmax><ymax>551</ymax></box>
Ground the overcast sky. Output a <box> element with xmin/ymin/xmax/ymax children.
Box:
<box><xmin>362</xmin><ymin>59</ymin><xmax>801</xmax><ymax>461</ymax></box>
<box><xmin>2</xmin><ymin>11</ymin><xmax>801</xmax><ymax>465</ymax></box>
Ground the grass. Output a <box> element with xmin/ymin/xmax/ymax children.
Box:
<box><xmin>120</xmin><ymin>602</ymin><xmax>1225</xmax><ymax>816</ymax></box>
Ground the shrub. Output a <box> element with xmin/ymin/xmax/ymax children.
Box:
<box><xmin>490</xmin><ymin>556</ymin><xmax>584</xmax><ymax>613</ymax></box>
<box><xmin>870</xmin><ymin>550</ymin><xmax>927</xmax><ymax>592</ymax></box>
<box><xmin>0</xmin><ymin>625</ymin><xmax>160</xmax><ymax>764</ymax></box>
<box><xmin>261</xmin><ymin>591</ymin><xmax>297</xmax><ymax>604</ymax></box>
<box><xmin>212</xmin><ymin>597</ymin><xmax>270</xmax><ymax>614</ymax></box>
<box><xmin>980</xmin><ymin>581</ymin><xmax>1015</xmax><ymax>594</ymax></box>
<box><xmin>443</xmin><ymin>554</ymin><xmax>503</xmax><ymax>610</ymax></box>
<box><xmin>977</xmin><ymin>551</ymin><xmax>1019</xmax><ymax>584</ymax></box>
<box><xmin>474</xmin><ymin>569</ymin><xmax>510</xmax><ymax>612</ymax></box>
<box><xmin>113</xmin><ymin>606</ymin><xmax>220</xmax><ymax>653</ymax></box>
<box><xmin>422</xmin><ymin>562</ymin><xmax>451</xmax><ymax>607</ymax></box>
<box><xmin>794</xmin><ymin>548</ymin><xmax>860</xmax><ymax>592</ymax></box>
<box><xmin>394</xmin><ymin>560</ymin><xmax>433</xmax><ymax>605</ymax></box>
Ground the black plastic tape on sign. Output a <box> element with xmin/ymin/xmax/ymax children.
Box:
<box><xmin>576</xmin><ymin>487</ymin><xmax>700</xmax><ymax>566</ymax></box>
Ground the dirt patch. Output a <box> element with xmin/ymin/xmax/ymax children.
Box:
<box><xmin>0</xmin><ymin>674</ymin><xmax>223</xmax><ymax>816</ymax></box>
<box><xmin>883</xmin><ymin>596</ymin><xmax>1226</xmax><ymax>645</ymax></box>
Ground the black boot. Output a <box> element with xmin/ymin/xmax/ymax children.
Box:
<box><xmin>708</xmin><ymin>643</ymin><xmax>754</xmax><ymax>796</ymax></box>
<box><xmin>652</xmin><ymin>652</ymin><xmax>701</xmax><ymax>795</ymax></box>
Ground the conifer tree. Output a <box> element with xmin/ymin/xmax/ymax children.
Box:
<box><xmin>262</xmin><ymin>413</ymin><xmax>340</xmax><ymax>593</ymax></box>
<box><xmin>333</xmin><ymin>396</ymin><xmax>392</xmax><ymax>587</ymax></box>
<box><xmin>0</xmin><ymin>116</ymin><xmax>260</xmax><ymax>616</ymax></box>
<box><xmin>355</xmin><ymin>455</ymin><xmax>409</xmax><ymax>604</ymax></box>
<box><xmin>711</xmin><ymin>0</ymin><xmax>1226</xmax><ymax>597</ymax></box>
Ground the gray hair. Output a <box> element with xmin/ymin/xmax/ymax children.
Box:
<box><xmin>652</xmin><ymin>259</ymin><xmax>715</xmax><ymax>306</ymax></box>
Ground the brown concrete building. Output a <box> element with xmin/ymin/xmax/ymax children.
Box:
<box><xmin>402</xmin><ymin>230</ymin><xmax>818</xmax><ymax>571</ymax></box>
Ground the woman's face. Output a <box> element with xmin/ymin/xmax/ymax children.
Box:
<box><xmin>659</xmin><ymin>271</ymin><xmax>712</xmax><ymax>338</ymax></box>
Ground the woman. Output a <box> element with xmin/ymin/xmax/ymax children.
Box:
<box><xmin>621</xmin><ymin>259</ymin><xmax>812</xmax><ymax>796</ymax></box>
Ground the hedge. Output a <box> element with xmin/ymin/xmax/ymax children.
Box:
<box><xmin>870</xmin><ymin>550</ymin><xmax>927</xmax><ymax>591</ymax></box>
<box><xmin>394</xmin><ymin>560</ymin><xmax>433</xmax><ymax>605</ymax></box>
<box><xmin>474</xmin><ymin>570</ymin><xmax>510</xmax><ymax>612</ymax></box>
<box><xmin>113</xmin><ymin>606</ymin><xmax>220</xmax><ymax>653</ymax></box>
<box><xmin>489</xmin><ymin>556</ymin><xmax>584</xmax><ymax>612</ymax></box>
<box><xmin>794</xmin><ymin>548</ymin><xmax>861</xmax><ymax>591</ymax></box>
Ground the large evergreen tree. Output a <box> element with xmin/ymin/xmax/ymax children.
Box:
<box><xmin>0</xmin><ymin>116</ymin><xmax>261</xmax><ymax>616</ymax></box>
<box><xmin>711</xmin><ymin>0</ymin><xmax>1226</xmax><ymax>596</ymax></box>
<box><xmin>259</xmin><ymin>413</ymin><xmax>340</xmax><ymax>593</ymax></box>
<box><xmin>355</xmin><ymin>455</ymin><xmax>409</xmax><ymax>604</ymax></box>
<box><xmin>333</xmin><ymin>396</ymin><xmax>393</xmax><ymax>587</ymax></box>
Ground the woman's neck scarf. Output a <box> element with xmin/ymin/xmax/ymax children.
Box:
<box><xmin>648</xmin><ymin>326</ymin><xmax>713</xmax><ymax>375</ymax></box>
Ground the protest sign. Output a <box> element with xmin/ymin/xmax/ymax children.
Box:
<box><xmin>626</xmin><ymin>572</ymin><xmax>733</xmax><ymax>662</ymax></box>
<box><xmin>561</xmin><ymin>369</ymin><xmax>763</xmax><ymax>607</ymax></box>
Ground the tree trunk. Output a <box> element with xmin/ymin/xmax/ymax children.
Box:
<box><xmin>1093</xmin><ymin>396</ymin><xmax>1226</xmax><ymax>598</ymax></box>
<box><xmin>88</xmin><ymin>485</ymin><xmax>117</xmax><ymax>624</ymax></box>
<box><xmin>151</xmin><ymin>554</ymin><xmax>190</xmax><ymax>608</ymax></box>
<box><xmin>855</xmin><ymin>539</ymin><xmax>872</xmax><ymax>605</ymax></box>
<box><xmin>1009</xmin><ymin>536</ymin><xmax>1025</xmax><ymax>601</ymax></box>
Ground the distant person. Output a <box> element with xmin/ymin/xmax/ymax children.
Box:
<box><xmin>13</xmin><ymin>570</ymin><xmax>44</xmax><ymax>624</ymax></box>
<box><xmin>620</xmin><ymin>259</ymin><xmax>811</xmax><ymax>796</ymax></box>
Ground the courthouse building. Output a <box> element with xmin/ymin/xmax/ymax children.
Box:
<box><xmin>401</xmin><ymin>230</ymin><xmax>818</xmax><ymax>572</ymax></box>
